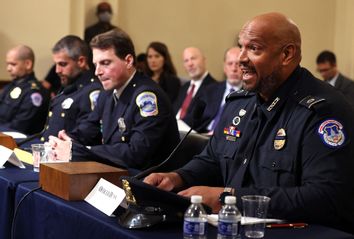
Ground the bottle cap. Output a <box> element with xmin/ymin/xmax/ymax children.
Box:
<box><xmin>191</xmin><ymin>195</ymin><xmax>203</xmax><ymax>203</ymax></box>
<box><xmin>224</xmin><ymin>196</ymin><xmax>236</xmax><ymax>204</ymax></box>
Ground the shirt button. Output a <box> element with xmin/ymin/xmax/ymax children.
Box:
<box><xmin>272</xmin><ymin>162</ymin><xmax>276</xmax><ymax>167</ymax></box>
<box><xmin>243</xmin><ymin>158</ymin><xmax>247</xmax><ymax>164</ymax></box>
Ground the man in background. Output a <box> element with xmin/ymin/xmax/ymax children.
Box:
<box><xmin>174</xmin><ymin>47</ymin><xmax>216</xmax><ymax>131</ymax></box>
<box><xmin>84</xmin><ymin>1</ymin><xmax>118</xmax><ymax>44</ymax></box>
<box><xmin>0</xmin><ymin>45</ymin><xmax>49</xmax><ymax>134</ymax></box>
<box><xmin>316</xmin><ymin>50</ymin><xmax>354</xmax><ymax>105</ymax></box>
<box><xmin>197</xmin><ymin>47</ymin><xmax>243</xmax><ymax>134</ymax></box>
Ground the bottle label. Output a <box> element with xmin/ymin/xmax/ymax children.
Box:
<box><xmin>183</xmin><ymin>220</ymin><xmax>206</xmax><ymax>236</ymax></box>
<box><xmin>218</xmin><ymin>221</ymin><xmax>238</xmax><ymax>236</ymax></box>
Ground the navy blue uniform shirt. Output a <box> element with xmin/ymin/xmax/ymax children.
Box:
<box><xmin>41</xmin><ymin>70</ymin><xmax>102</xmax><ymax>141</ymax></box>
<box><xmin>70</xmin><ymin>72</ymin><xmax>180</xmax><ymax>171</ymax></box>
<box><xmin>177</xmin><ymin>66</ymin><xmax>354</xmax><ymax>233</ymax></box>
<box><xmin>0</xmin><ymin>73</ymin><xmax>50</xmax><ymax>134</ymax></box>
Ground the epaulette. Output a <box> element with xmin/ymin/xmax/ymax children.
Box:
<box><xmin>226</xmin><ymin>89</ymin><xmax>255</xmax><ymax>102</ymax></box>
<box><xmin>298</xmin><ymin>95</ymin><xmax>326</xmax><ymax>109</ymax></box>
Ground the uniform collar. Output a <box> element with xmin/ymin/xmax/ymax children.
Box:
<box><xmin>257</xmin><ymin>66</ymin><xmax>301</xmax><ymax>120</ymax></box>
<box><xmin>73</xmin><ymin>70</ymin><xmax>96</xmax><ymax>89</ymax></box>
<box><xmin>13</xmin><ymin>72</ymin><xmax>35</xmax><ymax>85</ymax></box>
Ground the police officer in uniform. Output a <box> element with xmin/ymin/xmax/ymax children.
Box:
<box><xmin>41</xmin><ymin>35</ymin><xmax>102</xmax><ymax>142</ymax></box>
<box><xmin>144</xmin><ymin>13</ymin><xmax>354</xmax><ymax>233</ymax></box>
<box><xmin>0</xmin><ymin>45</ymin><xmax>49</xmax><ymax>135</ymax></box>
<box><xmin>49</xmin><ymin>29</ymin><xmax>179</xmax><ymax>171</ymax></box>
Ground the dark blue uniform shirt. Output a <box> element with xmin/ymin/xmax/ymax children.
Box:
<box><xmin>0</xmin><ymin>73</ymin><xmax>50</xmax><ymax>134</ymax></box>
<box><xmin>41</xmin><ymin>70</ymin><xmax>102</xmax><ymax>141</ymax></box>
<box><xmin>177</xmin><ymin>66</ymin><xmax>354</xmax><ymax>233</ymax></box>
<box><xmin>70</xmin><ymin>72</ymin><xmax>180</xmax><ymax>171</ymax></box>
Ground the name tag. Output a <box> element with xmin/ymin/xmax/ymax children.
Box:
<box><xmin>85</xmin><ymin>178</ymin><xmax>126</xmax><ymax>216</ymax></box>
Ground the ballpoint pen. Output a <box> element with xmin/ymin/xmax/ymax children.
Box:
<box><xmin>266</xmin><ymin>223</ymin><xmax>308</xmax><ymax>228</ymax></box>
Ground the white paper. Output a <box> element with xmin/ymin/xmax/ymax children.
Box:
<box><xmin>2</xmin><ymin>131</ymin><xmax>27</xmax><ymax>139</ymax></box>
<box><xmin>85</xmin><ymin>178</ymin><xmax>126</xmax><ymax>216</ymax></box>
<box><xmin>207</xmin><ymin>214</ymin><xmax>284</xmax><ymax>227</ymax></box>
<box><xmin>0</xmin><ymin>145</ymin><xmax>25</xmax><ymax>168</ymax></box>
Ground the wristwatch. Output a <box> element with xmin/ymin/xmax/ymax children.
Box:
<box><xmin>219</xmin><ymin>187</ymin><xmax>235</xmax><ymax>205</ymax></box>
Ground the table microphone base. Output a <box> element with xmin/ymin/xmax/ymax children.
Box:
<box><xmin>118</xmin><ymin>210</ymin><xmax>166</xmax><ymax>229</ymax></box>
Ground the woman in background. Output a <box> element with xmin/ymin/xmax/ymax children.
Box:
<box><xmin>146</xmin><ymin>42</ymin><xmax>181</xmax><ymax>103</ymax></box>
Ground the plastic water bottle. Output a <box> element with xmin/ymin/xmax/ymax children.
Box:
<box><xmin>217</xmin><ymin>196</ymin><xmax>241</xmax><ymax>239</ymax></box>
<box><xmin>183</xmin><ymin>195</ymin><xmax>207</xmax><ymax>239</ymax></box>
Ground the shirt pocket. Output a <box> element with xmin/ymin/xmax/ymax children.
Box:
<box><xmin>260</xmin><ymin>150</ymin><xmax>297</xmax><ymax>186</ymax></box>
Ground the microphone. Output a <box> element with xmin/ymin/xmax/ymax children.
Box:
<box><xmin>134</xmin><ymin>99</ymin><xmax>206</xmax><ymax>180</ymax></box>
<box><xmin>16</xmin><ymin>84</ymin><xmax>77</xmax><ymax>146</ymax></box>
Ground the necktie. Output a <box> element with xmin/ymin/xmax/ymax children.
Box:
<box><xmin>210</xmin><ymin>88</ymin><xmax>235</xmax><ymax>131</ymax></box>
<box><xmin>179</xmin><ymin>83</ymin><xmax>195</xmax><ymax>119</ymax></box>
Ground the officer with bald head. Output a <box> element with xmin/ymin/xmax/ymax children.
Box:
<box><xmin>145</xmin><ymin>13</ymin><xmax>354</xmax><ymax>233</ymax></box>
<box><xmin>0</xmin><ymin>45</ymin><xmax>49</xmax><ymax>134</ymax></box>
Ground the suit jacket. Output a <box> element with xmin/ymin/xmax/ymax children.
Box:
<box><xmin>0</xmin><ymin>73</ymin><xmax>50</xmax><ymax>134</ymax></box>
<box><xmin>334</xmin><ymin>73</ymin><xmax>354</xmax><ymax>106</ymax></box>
<box><xmin>70</xmin><ymin>72</ymin><xmax>180</xmax><ymax>171</ymax></box>
<box><xmin>173</xmin><ymin>73</ymin><xmax>216</xmax><ymax>128</ymax></box>
<box><xmin>196</xmin><ymin>81</ymin><xmax>227</xmax><ymax>133</ymax></box>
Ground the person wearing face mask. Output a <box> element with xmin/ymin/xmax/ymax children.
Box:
<box><xmin>84</xmin><ymin>2</ymin><xmax>119</xmax><ymax>44</ymax></box>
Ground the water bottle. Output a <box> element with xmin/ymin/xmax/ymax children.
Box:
<box><xmin>183</xmin><ymin>195</ymin><xmax>208</xmax><ymax>239</ymax></box>
<box><xmin>217</xmin><ymin>196</ymin><xmax>241</xmax><ymax>239</ymax></box>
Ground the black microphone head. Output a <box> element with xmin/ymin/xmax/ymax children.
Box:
<box><xmin>192</xmin><ymin>99</ymin><xmax>206</xmax><ymax>128</ymax></box>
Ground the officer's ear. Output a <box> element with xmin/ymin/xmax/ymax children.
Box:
<box><xmin>281</xmin><ymin>43</ymin><xmax>297</xmax><ymax>66</ymax></box>
<box><xmin>77</xmin><ymin>55</ymin><xmax>87</xmax><ymax>69</ymax></box>
<box><xmin>124</xmin><ymin>54</ymin><xmax>134</xmax><ymax>69</ymax></box>
<box><xmin>24</xmin><ymin>59</ymin><xmax>33</xmax><ymax>71</ymax></box>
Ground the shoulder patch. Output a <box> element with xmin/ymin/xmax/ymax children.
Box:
<box><xmin>318</xmin><ymin>119</ymin><xmax>345</xmax><ymax>148</ymax></box>
<box><xmin>226</xmin><ymin>89</ymin><xmax>254</xmax><ymax>101</ymax></box>
<box><xmin>31</xmin><ymin>92</ymin><xmax>43</xmax><ymax>107</ymax></box>
<box><xmin>89</xmin><ymin>90</ymin><xmax>100</xmax><ymax>111</ymax></box>
<box><xmin>136</xmin><ymin>91</ymin><xmax>158</xmax><ymax>117</ymax></box>
<box><xmin>299</xmin><ymin>95</ymin><xmax>325</xmax><ymax>109</ymax></box>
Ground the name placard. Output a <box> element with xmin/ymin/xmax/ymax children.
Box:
<box><xmin>85</xmin><ymin>178</ymin><xmax>126</xmax><ymax>216</ymax></box>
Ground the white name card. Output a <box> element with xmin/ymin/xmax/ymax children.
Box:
<box><xmin>85</xmin><ymin>178</ymin><xmax>126</xmax><ymax>216</ymax></box>
<box><xmin>0</xmin><ymin>145</ymin><xmax>25</xmax><ymax>168</ymax></box>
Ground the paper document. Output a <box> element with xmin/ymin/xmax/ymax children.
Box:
<box><xmin>0</xmin><ymin>145</ymin><xmax>26</xmax><ymax>168</ymax></box>
<box><xmin>177</xmin><ymin>119</ymin><xmax>196</xmax><ymax>133</ymax></box>
<box><xmin>207</xmin><ymin>214</ymin><xmax>284</xmax><ymax>227</ymax></box>
<box><xmin>2</xmin><ymin>131</ymin><xmax>27</xmax><ymax>139</ymax></box>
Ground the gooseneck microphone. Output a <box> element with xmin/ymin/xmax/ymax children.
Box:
<box><xmin>16</xmin><ymin>84</ymin><xmax>77</xmax><ymax>146</ymax></box>
<box><xmin>134</xmin><ymin>99</ymin><xmax>206</xmax><ymax>180</ymax></box>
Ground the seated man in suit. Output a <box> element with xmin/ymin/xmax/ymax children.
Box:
<box><xmin>197</xmin><ymin>47</ymin><xmax>243</xmax><ymax>134</ymax></box>
<box><xmin>174</xmin><ymin>47</ymin><xmax>216</xmax><ymax>131</ymax></box>
<box><xmin>49</xmin><ymin>29</ymin><xmax>180</xmax><ymax>172</ymax></box>
<box><xmin>0</xmin><ymin>45</ymin><xmax>50</xmax><ymax>135</ymax></box>
<box><xmin>316</xmin><ymin>50</ymin><xmax>354</xmax><ymax>106</ymax></box>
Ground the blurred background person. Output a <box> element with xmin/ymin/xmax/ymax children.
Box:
<box><xmin>136</xmin><ymin>53</ymin><xmax>148</xmax><ymax>74</ymax></box>
<box><xmin>174</xmin><ymin>47</ymin><xmax>216</xmax><ymax>130</ymax></box>
<box><xmin>84</xmin><ymin>1</ymin><xmax>118</xmax><ymax>44</ymax></box>
<box><xmin>316</xmin><ymin>50</ymin><xmax>354</xmax><ymax>105</ymax></box>
<box><xmin>198</xmin><ymin>47</ymin><xmax>243</xmax><ymax>134</ymax></box>
<box><xmin>146</xmin><ymin>42</ymin><xmax>181</xmax><ymax>103</ymax></box>
<box><xmin>0</xmin><ymin>45</ymin><xmax>49</xmax><ymax>134</ymax></box>
<box><xmin>42</xmin><ymin>64</ymin><xmax>61</xmax><ymax>98</ymax></box>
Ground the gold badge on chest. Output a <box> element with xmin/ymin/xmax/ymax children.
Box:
<box><xmin>274</xmin><ymin>128</ymin><xmax>286</xmax><ymax>150</ymax></box>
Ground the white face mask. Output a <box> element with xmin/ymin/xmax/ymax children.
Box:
<box><xmin>98</xmin><ymin>11</ymin><xmax>112</xmax><ymax>23</ymax></box>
